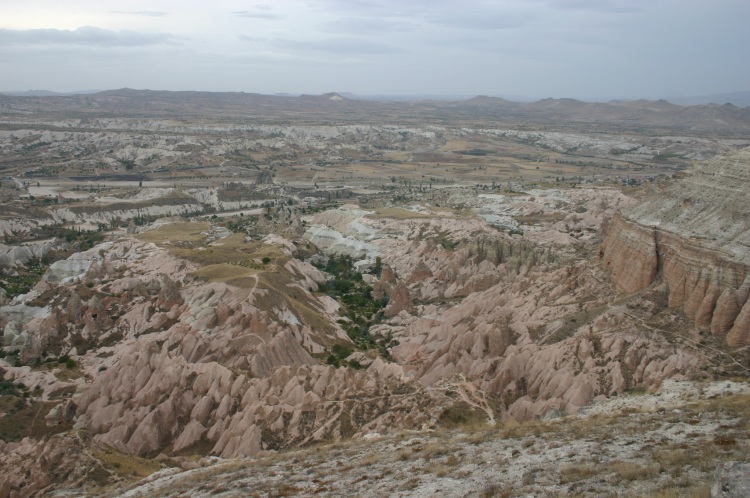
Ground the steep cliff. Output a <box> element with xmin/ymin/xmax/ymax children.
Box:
<box><xmin>601</xmin><ymin>147</ymin><xmax>750</xmax><ymax>346</ymax></box>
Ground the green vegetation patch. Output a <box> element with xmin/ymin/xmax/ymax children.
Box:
<box><xmin>314</xmin><ymin>254</ymin><xmax>393</xmax><ymax>358</ymax></box>
<box><xmin>0</xmin><ymin>257</ymin><xmax>50</xmax><ymax>299</ymax></box>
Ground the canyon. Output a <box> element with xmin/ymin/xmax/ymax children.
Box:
<box><xmin>0</xmin><ymin>91</ymin><xmax>748</xmax><ymax>496</ymax></box>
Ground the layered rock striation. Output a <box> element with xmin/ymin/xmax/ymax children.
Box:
<box><xmin>601</xmin><ymin>147</ymin><xmax>750</xmax><ymax>346</ymax></box>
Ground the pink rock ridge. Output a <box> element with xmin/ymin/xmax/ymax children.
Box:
<box><xmin>33</xmin><ymin>238</ymin><xmax>451</xmax><ymax>459</ymax></box>
<box><xmin>390</xmin><ymin>259</ymin><xmax>702</xmax><ymax>420</ymax></box>
<box><xmin>601</xmin><ymin>213</ymin><xmax>750</xmax><ymax>347</ymax></box>
<box><xmin>600</xmin><ymin>147</ymin><xmax>750</xmax><ymax>347</ymax></box>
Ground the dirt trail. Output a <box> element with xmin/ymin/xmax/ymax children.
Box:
<box><xmin>433</xmin><ymin>376</ymin><xmax>497</xmax><ymax>426</ymax></box>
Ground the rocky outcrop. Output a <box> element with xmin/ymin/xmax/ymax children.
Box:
<box><xmin>0</xmin><ymin>241</ymin><xmax>60</xmax><ymax>267</ymax></box>
<box><xmin>156</xmin><ymin>275</ymin><xmax>182</xmax><ymax>309</ymax></box>
<box><xmin>0</xmin><ymin>433</ymin><xmax>109</xmax><ymax>497</ymax></box>
<box><xmin>384</xmin><ymin>282</ymin><xmax>413</xmax><ymax>318</ymax></box>
<box><xmin>373</xmin><ymin>264</ymin><xmax>397</xmax><ymax>300</ymax></box>
<box><xmin>0</xmin><ymin>235</ymin><xmax>451</xmax><ymax>459</ymax></box>
<box><xmin>390</xmin><ymin>260</ymin><xmax>703</xmax><ymax>419</ymax></box>
<box><xmin>600</xmin><ymin>214</ymin><xmax>658</xmax><ymax>294</ymax></box>
<box><xmin>44</xmin><ymin>243</ymin><xmax>115</xmax><ymax>284</ymax></box>
<box><xmin>712</xmin><ymin>462</ymin><xmax>750</xmax><ymax>498</ymax></box>
<box><xmin>600</xmin><ymin>148</ymin><xmax>750</xmax><ymax>346</ymax></box>
<box><xmin>75</xmin><ymin>336</ymin><xmax>451</xmax><ymax>458</ymax></box>
<box><xmin>407</xmin><ymin>261</ymin><xmax>433</xmax><ymax>285</ymax></box>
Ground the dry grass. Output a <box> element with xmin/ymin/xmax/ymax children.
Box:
<box><xmin>423</xmin><ymin>204</ymin><xmax>466</xmax><ymax>215</ymax></box>
<box><xmin>255</xmin><ymin>270</ymin><xmax>334</xmax><ymax>335</ymax></box>
<box><xmin>481</xmin><ymin>483</ymin><xmax>512</xmax><ymax>498</ymax></box>
<box><xmin>651</xmin><ymin>448</ymin><xmax>693</xmax><ymax>470</ymax></box>
<box><xmin>138</xmin><ymin>222</ymin><xmax>298</xmax><ymax>292</ymax></box>
<box><xmin>500</xmin><ymin>418</ymin><xmax>552</xmax><ymax>439</ymax></box>
<box><xmin>358</xmin><ymin>452</ymin><xmax>381</xmax><ymax>467</ymax></box>
<box><xmin>651</xmin><ymin>483</ymin><xmax>711</xmax><ymax>498</ymax></box>
<box><xmin>422</xmin><ymin>441</ymin><xmax>451</xmax><ymax>460</ymax></box>
<box><xmin>93</xmin><ymin>447</ymin><xmax>163</xmax><ymax>479</ymax></box>
<box><xmin>392</xmin><ymin>449</ymin><xmax>413</xmax><ymax>462</ymax></box>
<box><xmin>559</xmin><ymin>464</ymin><xmax>599</xmax><ymax>484</ymax></box>
<box><xmin>136</xmin><ymin>222</ymin><xmax>210</xmax><ymax>244</ymax></box>
<box><xmin>438</xmin><ymin>401</ymin><xmax>491</xmax><ymax>430</ymax></box>
<box><xmin>0</xmin><ymin>399</ymin><xmax>73</xmax><ymax>441</ymax></box>
<box><xmin>608</xmin><ymin>460</ymin><xmax>659</xmax><ymax>481</ymax></box>
<box><xmin>51</xmin><ymin>364</ymin><xmax>85</xmax><ymax>382</ymax></box>
<box><xmin>432</xmin><ymin>465</ymin><xmax>450</xmax><ymax>478</ymax></box>
<box><xmin>192</xmin><ymin>263</ymin><xmax>259</xmax><ymax>284</ymax></box>
<box><xmin>403</xmin><ymin>477</ymin><xmax>421</xmax><ymax>490</ymax></box>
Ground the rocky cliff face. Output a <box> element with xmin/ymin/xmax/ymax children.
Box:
<box><xmin>601</xmin><ymin>147</ymin><xmax>750</xmax><ymax>347</ymax></box>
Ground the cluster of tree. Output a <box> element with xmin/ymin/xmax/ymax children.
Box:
<box><xmin>0</xmin><ymin>257</ymin><xmax>50</xmax><ymax>299</ymax></box>
<box><xmin>313</xmin><ymin>254</ymin><xmax>393</xmax><ymax>359</ymax></box>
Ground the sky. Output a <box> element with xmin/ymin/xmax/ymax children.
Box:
<box><xmin>1</xmin><ymin>0</ymin><xmax>748</xmax><ymax>101</ymax></box>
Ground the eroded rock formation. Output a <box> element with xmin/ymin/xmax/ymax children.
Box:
<box><xmin>601</xmin><ymin>147</ymin><xmax>750</xmax><ymax>346</ymax></box>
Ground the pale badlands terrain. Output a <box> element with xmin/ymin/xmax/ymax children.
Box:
<box><xmin>0</xmin><ymin>93</ymin><xmax>749</xmax><ymax>497</ymax></box>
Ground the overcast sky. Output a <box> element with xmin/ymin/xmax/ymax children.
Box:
<box><xmin>1</xmin><ymin>0</ymin><xmax>748</xmax><ymax>100</ymax></box>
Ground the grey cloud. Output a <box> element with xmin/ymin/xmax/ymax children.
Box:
<box><xmin>321</xmin><ymin>17</ymin><xmax>414</xmax><ymax>34</ymax></box>
<box><xmin>307</xmin><ymin>0</ymin><xmax>432</xmax><ymax>17</ymax></box>
<box><xmin>427</xmin><ymin>10</ymin><xmax>533</xmax><ymax>30</ymax></box>
<box><xmin>312</xmin><ymin>1</ymin><xmax>532</xmax><ymax>30</ymax></box>
<box><xmin>232</xmin><ymin>11</ymin><xmax>280</xmax><ymax>20</ymax></box>
<box><xmin>0</xmin><ymin>26</ymin><xmax>176</xmax><ymax>47</ymax></box>
<box><xmin>275</xmin><ymin>37</ymin><xmax>402</xmax><ymax>55</ymax></box>
<box><xmin>543</xmin><ymin>0</ymin><xmax>649</xmax><ymax>13</ymax></box>
<box><xmin>238</xmin><ymin>35</ymin><xmax>264</xmax><ymax>42</ymax></box>
<box><xmin>236</xmin><ymin>33</ymin><xmax>400</xmax><ymax>56</ymax></box>
<box><xmin>111</xmin><ymin>11</ymin><xmax>168</xmax><ymax>17</ymax></box>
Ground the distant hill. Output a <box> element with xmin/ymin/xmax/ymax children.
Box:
<box><xmin>1</xmin><ymin>88</ymin><xmax>749</xmax><ymax>134</ymax></box>
<box><xmin>667</xmin><ymin>91</ymin><xmax>750</xmax><ymax>108</ymax></box>
<box><xmin>1</xmin><ymin>89</ymin><xmax>102</xmax><ymax>97</ymax></box>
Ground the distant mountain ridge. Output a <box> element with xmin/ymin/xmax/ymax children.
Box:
<box><xmin>4</xmin><ymin>88</ymin><xmax>749</xmax><ymax>107</ymax></box>
<box><xmin>1</xmin><ymin>88</ymin><xmax>749</xmax><ymax>134</ymax></box>
<box><xmin>1</xmin><ymin>89</ymin><xmax>102</xmax><ymax>97</ymax></box>
<box><xmin>667</xmin><ymin>91</ymin><xmax>750</xmax><ymax>107</ymax></box>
